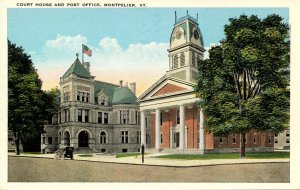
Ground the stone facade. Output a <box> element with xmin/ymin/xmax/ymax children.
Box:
<box><xmin>41</xmin><ymin>58</ymin><xmax>141</xmax><ymax>153</ymax></box>
<box><xmin>274</xmin><ymin>129</ymin><xmax>290</xmax><ymax>150</ymax></box>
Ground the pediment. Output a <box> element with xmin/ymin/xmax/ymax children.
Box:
<box><xmin>152</xmin><ymin>83</ymin><xmax>187</xmax><ymax>97</ymax></box>
<box><xmin>138</xmin><ymin>76</ymin><xmax>196</xmax><ymax>102</ymax></box>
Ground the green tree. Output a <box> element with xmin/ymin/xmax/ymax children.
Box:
<box><xmin>196</xmin><ymin>14</ymin><xmax>290</xmax><ymax>157</ymax></box>
<box><xmin>8</xmin><ymin>41</ymin><xmax>58</xmax><ymax>154</ymax></box>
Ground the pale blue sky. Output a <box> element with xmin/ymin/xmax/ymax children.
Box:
<box><xmin>7</xmin><ymin>8</ymin><xmax>289</xmax><ymax>94</ymax></box>
<box><xmin>8</xmin><ymin>8</ymin><xmax>288</xmax><ymax>53</ymax></box>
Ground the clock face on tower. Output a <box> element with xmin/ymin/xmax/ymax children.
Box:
<box><xmin>175</xmin><ymin>30</ymin><xmax>182</xmax><ymax>39</ymax></box>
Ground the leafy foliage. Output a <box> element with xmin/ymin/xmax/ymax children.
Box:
<box><xmin>196</xmin><ymin>14</ymin><xmax>289</xmax><ymax>156</ymax></box>
<box><xmin>8</xmin><ymin>41</ymin><xmax>59</xmax><ymax>152</ymax></box>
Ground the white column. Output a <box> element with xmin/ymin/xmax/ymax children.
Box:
<box><xmin>199</xmin><ymin>108</ymin><xmax>205</xmax><ymax>154</ymax></box>
<box><xmin>179</xmin><ymin>105</ymin><xmax>185</xmax><ymax>150</ymax></box>
<box><xmin>155</xmin><ymin>109</ymin><xmax>161</xmax><ymax>150</ymax></box>
<box><xmin>141</xmin><ymin>111</ymin><xmax>146</xmax><ymax>148</ymax></box>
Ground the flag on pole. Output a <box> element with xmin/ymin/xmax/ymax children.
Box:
<box><xmin>82</xmin><ymin>44</ymin><xmax>92</xmax><ymax>57</ymax></box>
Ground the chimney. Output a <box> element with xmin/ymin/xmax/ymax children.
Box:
<box><xmin>130</xmin><ymin>82</ymin><xmax>136</xmax><ymax>95</ymax></box>
<box><xmin>119</xmin><ymin>80</ymin><xmax>123</xmax><ymax>87</ymax></box>
<box><xmin>83</xmin><ymin>62</ymin><xmax>90</xmax><ymax>72</ymax></box>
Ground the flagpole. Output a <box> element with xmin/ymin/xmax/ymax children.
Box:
<box><xmin>82</xmin><ymin>44</ymin><xmax>84</xmax><ymax>64</ymax></box>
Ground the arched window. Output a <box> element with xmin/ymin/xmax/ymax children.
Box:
<box><xmin>180</xmin><ymin>52</ymin><xmax>185</xmax><ymax>66</ymax></box>
<box><xmin>173</xmin><ymin>54</ymin><xmax>178</xmax><ymax>68</ymax></box>
<box><xmin>192</xmin><ymin>52</ymin><xmax>196</xmax><ymax>67</ymax></box>
<box><xmin>100</xmin><ymin>131</ymin><xmax>107</xmax><ymax>144</ymax></box>
<box><xmin>99</xmin><ymin>95</ymin><xmax>106</xmax><ymax>106</ymax></box>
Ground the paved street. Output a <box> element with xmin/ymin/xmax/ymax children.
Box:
<box><xmin>8</xmin><ymin>156</ymin><xmax>289</xmax><ymax>182</ymax></box>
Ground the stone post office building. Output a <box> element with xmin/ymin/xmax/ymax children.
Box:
<box><xmin>41</xmin><ymin>57</ymin><xmax>142</xmax><ymax>153</ymax></box>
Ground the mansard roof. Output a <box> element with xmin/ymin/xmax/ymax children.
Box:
<box><xmin>62</xmin><ymin>58</ymin><xmax>91</xmax><ymax>79</ymax></box>
<box><xmin>94</xmin><ymin>81</ymin><xmax>138</xmax><ymax>106</ymax></box>
<box><xmin>112</xmin><ymin>87</ymin><xmax>138</xmax><ymax>105</ymax></box>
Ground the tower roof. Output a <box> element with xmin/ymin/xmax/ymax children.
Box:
<box><xmin>62</xmin><ymin>58</ymin><xmax>91</xmax><ymax>79</ymax></box>
<box><xmin>170</xmin><ymin>12</ymin><xmax>204</xmax><ymax>49</ymax></box>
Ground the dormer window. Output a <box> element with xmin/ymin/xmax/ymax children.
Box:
<box><xmin>98</xmin><ymin>94</ymin><xmax>107</xmax><ymax>106</ymax></box>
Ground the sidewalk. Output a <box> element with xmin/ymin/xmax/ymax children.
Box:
<box><xmin>8</xmin><ymin>152</ymin><xmax>290</xmax><ymax>167</ymax></box>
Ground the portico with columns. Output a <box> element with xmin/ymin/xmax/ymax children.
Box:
<box><xmin>138</xmin><ymin>76</ymin><xmax>211</xmax><ymax>153</ymax></box>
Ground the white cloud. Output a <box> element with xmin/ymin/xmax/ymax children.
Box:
<box><xmin>33</xmin><ymin>35</ymin><xmax>169</xmax><ymax>95</ymax></box>
<box><xmin>203</xmin><ymin>43</ymin><xmax>220</xmax><ymax>60</ymax></box>
<box><xmin>99</xmin><ymin>37</ymin><xmax>122</xmax><ymax>52</ymax></box>
<box><xmin>45</xmin><ymin>34</ymin><xmax>87</xmax><ymax>52</ymax></box>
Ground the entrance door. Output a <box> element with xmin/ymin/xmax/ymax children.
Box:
<box><xmin>174</xmin><ymin>132</ymin><xmax>180</xmax><ymax>148</ymax></box>
<box><xmin>78</xmin><ymin>131</ymin><xmax>89</xmax><ymax>147</ymax></box>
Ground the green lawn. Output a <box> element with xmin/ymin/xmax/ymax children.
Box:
<box><xmin>155</xmin><ymin>152</ymin><xmax>289</xmax><ymax>160</ymax></box>
<box><xmin>116</xmin><ymin>153</ymin><xmax>142</xmax><ymax>158</ymax></box>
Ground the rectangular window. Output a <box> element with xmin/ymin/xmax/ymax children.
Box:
<box><xmin>275</xmin><ymin>134</ymin><xmax>278</xmax><ymax>137</ymax></box>
<box><xmin>176</xmin><ymin>110</ymin><xmax>180</xmax><ymax>124</ymax></box>
<box><xmin>145</xmin><ymin>117</ymin><xmax>148</xmax><ymax>128</ymax></box>
<box><xmin>98</xmin><ymin>112</ymin><xmax>102</xmax><ymax>124</ymax></box>
<box><xmin>275</xmin><ymin>139</ymin><xmax>278</xmax><ymax>143</ymax></box>
<box><xmin>104</xmin><ymin>113</ymin><xmax>108</xmax><ymax>124</ymax></box>
<box><xmin>121</xmin><ymin>131</ymin><xmax>129</xmax><ymax>144</ymax></box>
<box><xmin>78</xmin><ymin>110</ymin><xmax>82</xmax><ymax>122</ymax></box>
<box><xmin>286</xmin><ymin>131</ymin><xmax>290</xmax><ymax>137</ymax></box>
<box><xmin>81</xmin><ymin>92</ymin><xmax>85</xmax><ymax>102</ymax></box>
<box><xmin>86</xmin><ymin>93</ymin><xmax>89</xmax><ymax>103</ymax></box>
<box><xmin>253</xmin><ymin>135</ymin><xmax>257</xmax><ymax>144</ymax></box>
<box><xmin>120</xmin><ymin>110</ymin><xmax>129</xmax><ymax>124</ymax></box>
<box><xmin>48</xmin><ymin>137</ymin><xmax>52</xmax><ymax>144</ymax></box>
<box><xmin>85</xmin><ymin>110</ymin><xmax>89</xmax><ymax>122</ymax></box>
<box><xmin>268</xmin><ymin>135</ymin><xmax>272</xmax><ymax>144</ymax></box>
<box><xmin>219</xmin><ymin>137</ymin><xmax>223</xmax><ymax>144</ymax></box>
<box><xmin>232</xmin><ymin>134</ymin><xmax>236</xmax><ymax>144</ymax></box>
<box><xmin>160</xmin><ymin>112</ymin><xmax>163</xmax><ymax>126</ymax></box>
<box><xmin>286</xmin><ymin>139</ymin><xmax>290</xmax><ymax>143</ymax></box>
<box><xmin>63</xmin><ymin>92</ymin><xmax>69</xmax><ymax>102</ymax></box>
<box><xmin>77</xmin><ymin>91</ymin><xmax>80</xmax><ymax>101</ymax></box>
<box><xmin>136</xmin><ymin>111</ymin><xmax>140</xmax><ymax>124</ymax></box>
<box><xmin>137</xmin><ymin>131</ymin><xmax>141</xmax><ymax>144</ymax></box>
<box><xmin>161</xmin><ymin>134</ymin><xmax>163</xmax><ymax>143</ymax></box>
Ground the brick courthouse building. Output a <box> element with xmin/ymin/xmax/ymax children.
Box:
<box><xmin>138</xmin><ymin>13</ymin><xmax>274</xmax><ymax>153</ymax></box>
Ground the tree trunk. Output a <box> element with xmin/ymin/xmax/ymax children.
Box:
<box><xmin>15</xmin><ymin>132</ymin><xmax>20</xmax><ymax>155</ymax></box>
<box><xmin>240</xmin><ymin>132</ymin><xmax>246</xmax><ymax>158</ymax></box>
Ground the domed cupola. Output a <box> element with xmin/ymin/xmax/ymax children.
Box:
<box><xmin>170</xmin><ymin>11</ymin><xmax>204</xmax><ymax>49</ymax></box>
<box><xmin>167</xmin><ymin>11</ymin><xmax>205</xmax><ymax>83</ymax></box>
